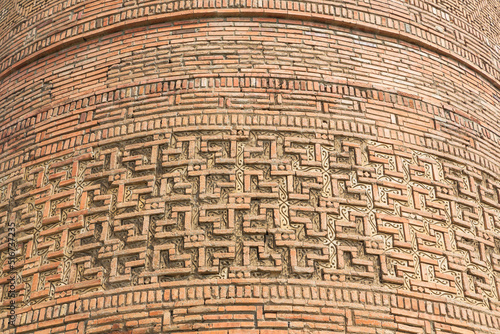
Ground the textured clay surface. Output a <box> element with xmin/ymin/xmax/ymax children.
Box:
<box><xmin>0</xmin><ymin>0</ymin><xmax>500</xmax><ymax>333</ymax></box>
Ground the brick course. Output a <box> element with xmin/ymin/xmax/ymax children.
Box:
<box><xmin>0</xmin><ymin>0</ymin><xmax>500</xmax><ymax>333</ymax></box>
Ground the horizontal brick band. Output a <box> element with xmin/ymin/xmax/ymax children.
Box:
<box><xmin>4</xmin><ymin>281</ymin><xmax>499</xmax><ymax>333</ymax></box>
<box><xmin>1</xmin><ymin>74</ymin><xmax>499</xmax><ymax>182</ymax></box>
<box><xmin>1</xmin><ymin>8</ymin><xmax>500</xmax><ymax>92</ymax></box>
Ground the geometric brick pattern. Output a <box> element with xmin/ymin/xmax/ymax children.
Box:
<box><xmin>2</xmin><ymin>131</ymin><xmax>499</xmax><ymax>312</ymax></box>
<box><xmin>1</xmin><ymin>0</ymin><xmax>500</xmax><ymax>333</ymax></box>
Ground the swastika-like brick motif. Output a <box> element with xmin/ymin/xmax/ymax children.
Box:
<box><xmin>1</xmin><ymin>0</ymin><xmax>500</xmax><ymax>332</ymax></box>
<box><xmin>3</xmin><ymin>131</ymin><xmax>498</xmax><ymax>311</ymax></box>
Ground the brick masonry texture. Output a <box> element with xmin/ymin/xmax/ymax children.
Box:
<box><xmin>0</xmin><ymin>0</ymin><xmax>500</xmax><ymax>333</ymax></box>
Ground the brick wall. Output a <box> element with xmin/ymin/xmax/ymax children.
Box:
<box><xmin>0</xmin><ymin>0</ymin><xmax>499</xmax><ymax>333</ymax></box>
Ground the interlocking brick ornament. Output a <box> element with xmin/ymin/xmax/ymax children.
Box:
<box><xmin>1</xmin><ymin>0</ymin><xmax>500</xmax><ymax>333</ymax></box>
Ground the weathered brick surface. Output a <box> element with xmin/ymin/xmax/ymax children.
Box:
<box><xmin>0</xmin><ymin>0</ymin><xmax>499</xmax><ymax>333</ymax></box>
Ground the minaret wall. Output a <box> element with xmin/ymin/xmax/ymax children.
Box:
<box><xmin>0</xmin><ymin>1</ymin><xmax>499</xmax><ymax>333</ymax></box>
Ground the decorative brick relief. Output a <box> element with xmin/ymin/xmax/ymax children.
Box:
<box><xmin>3</xmin><ymin>130</ymin><xmax>499</xmax><ymax>311</ymax></box>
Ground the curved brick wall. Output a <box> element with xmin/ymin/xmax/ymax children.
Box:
<box><xmin>1</xmin><ymin>0</ymin><xmax>500</xmax><ymax>333</ymax></box>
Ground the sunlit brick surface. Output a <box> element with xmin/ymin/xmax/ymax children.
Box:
<box><xmin>1</xmin><ymin>0</ymin><xmax>500</xmax><ymax>333</ymax></box>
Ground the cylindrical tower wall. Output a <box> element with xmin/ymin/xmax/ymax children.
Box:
<box><xmin>1</xmin><ymin>1</ymin><xmax>500</xmax><ymax>333</ymax></box>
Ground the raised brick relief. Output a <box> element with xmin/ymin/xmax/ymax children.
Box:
<box><xmin>3</xmin><ymin>130</ymin><xmax>499</xmax><ymax>313</ymax></box>
<box><xmin>1</xmin><ymin>0</ymin><xmax>500</xmax><ymax>333</ymax></box>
